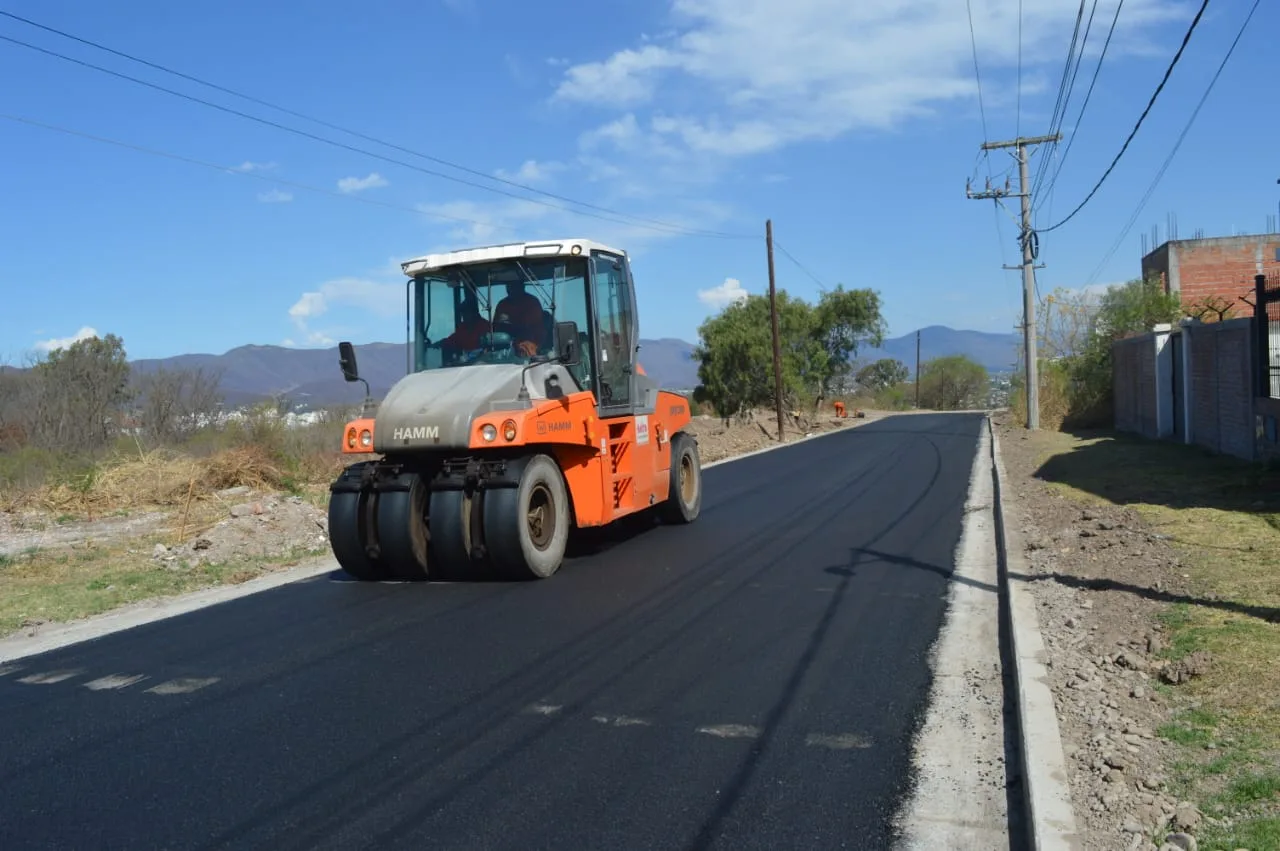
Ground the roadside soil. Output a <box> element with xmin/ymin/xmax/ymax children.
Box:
<box><xmin>995</xmin><ymin>411</ymin><xmax>1280</xmax><ymax>851</ymax></box>
<box><xmin>0</xmin><ymin>406</ymin><xmax>892</xmax><ymax>640</ymax></box>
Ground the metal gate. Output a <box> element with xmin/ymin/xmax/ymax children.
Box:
<box><xmin>1171</xmin><ymin>331</ymin><xmax>1184</xmax><ymax>440</ymax></box>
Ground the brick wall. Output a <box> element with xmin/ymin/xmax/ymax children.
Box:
<box><xmin>1184</xmin><ymin>319</ymin><xmax>1254</xmax><ymax>460</ymax></box>
<box><xmin>1112</xmin><ymin>336</ymin><xmax>1156</xmax><ymax>438</ymax></box>
<box><xmin>1142</xmin><ymin>235</ymin><xmax>1280</xmax><ymax>320</ymax></box>
<box><xmin>1112</xmin><ymin>319</ymin><xmax>1257</xmax><ymax>461</ymax></box>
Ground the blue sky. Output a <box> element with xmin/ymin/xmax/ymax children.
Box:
<box><xmin>1</xmin><ymin>0</ymin><xmax>1275</xmax><ymax>363</ymax></box>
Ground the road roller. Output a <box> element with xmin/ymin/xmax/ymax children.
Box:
<box><xmin>326</xmin><ymin>238</ymin><xmax>703</xmax><ymax>581</ymax></box>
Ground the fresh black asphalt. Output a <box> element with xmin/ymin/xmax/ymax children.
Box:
<box><xmin>0</xmin><ymin>412</ymin><xmax>986</xmax><ymax>851</ymax></box>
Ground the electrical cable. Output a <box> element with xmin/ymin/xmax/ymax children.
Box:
<box><xmin>0</xmin><ymin>111</ymin><xmax>503</xmax><ymax>229</ymax></box>
<box><xmin>1030</xmin><ymin>0</ymin><xmax>1087</xmax><ymax>193</ymax></box>
<box><xmin>772</xmin><ymin>241</ymin><xmax>827</xmax><ymax>290</ymax></box>
<box><xmin>0</xmin><ymin>9</ymin><xmax>755</xmax><ymax>240</ymax></box>
<box><xmin>1034</xmin><ymin>0</ymin><xmax>1125</xmax><ymax>212</ymax></box>
<box><xmin>1033</xmin><ymin>0</ymin><xmax>1100</xmax><ymax>200</ymax></box>
<box><xmin>0</xmin><ymin>31</ymin><xmax>751</xmax><ymax>240</ymax></box>
<box><xmin>1082</xmin><ymin>0</ymin><xmax>1260</xmax><ymax>287</ymax></box>
<box><xmin>1036</xmin><ymin>0</ymin><xmax>1212</xmax><ymax>234</ymax></box>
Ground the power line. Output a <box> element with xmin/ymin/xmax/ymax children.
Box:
<box><xmin>772</xmin><ymin>241</ymin><xmax>827</xmax><ymax>290</ymax></box>
<box><xmin>1083</xmin><ymin>0</ymin><xmax>1261</xmax><ymax>287</ymax></box>
<box><xmin>1030</xmin><ymin>0</ymin><xmax>1087</xmax><ymax>194</ymax></box>
<box><xmin>1034</xmin><ymin>0</ymin><xmax>1125</xmax><ymax>212</ymax></box>
<box><xmin>0</xmin><ymin>31</ymin><xmax>750</xmax><ymax>241</ymax></box>
<box><xmin>0</xmin><ymin>9</ymin><xmax>754</xmax><ymax>240</ymax></box>
<box><xmin>1037</xmin><ymin>0</ymin><xmax>1212</xmax><ymax>234</ymax></box>
<box><xmin>1015</xmin><ymin>0</ymin><xmax>1023</xmax><ymax>138</ymax></box>
<box><xmin>0</xmin><ymin>111</ymin><xmax>505</xmax><ymax>229</ymax></box>
<box><xmin>5</xmin><ymin>110</ymin><xmax>862</xmax><ymax>314</ymax></box>
<box><xmin>964</xmin><ymin>0</ymin><xmax>1017</xmax><ymax>299</ymax></box>
<box><xmin>962</xmin><ymin>0</ymin><xmax>993</xmax><ymax>143</ymax></box>
<box><xmin>1033</xmin><ymin>0</ymin><xmax>1100</xmax><ymax>199</ymax></box>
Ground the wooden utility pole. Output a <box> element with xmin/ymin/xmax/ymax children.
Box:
<box><xmin>915</xmin><ymin>329</ymin><xmax>921</xmax><ymax>408</ymax></box>
<box><xmin>967</xmin><ymin>133</ymin><xmax>1060</xmax><ymax>430</ymax></box>
<box><xmin>766</xmin><ymin>220</ymin><xmax>785</xmax><ymax>441</ymax></box>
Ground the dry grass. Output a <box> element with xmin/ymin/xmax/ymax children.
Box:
<box><xmin>29</xmin><ymin>444</ymin><xmax>342</xmax><ymax>518</ymax></box>
<box><xmin>1024</xmin><ymin>426</ymin><xmax>1280</xmax><ymax>844</ymax></box>
<box><xmin>0</xmin><ymin>538</ymin><xmax>324</xmax><ymax>637</ymax></box>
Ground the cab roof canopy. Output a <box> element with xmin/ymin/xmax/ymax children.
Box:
<box><xmin>400</xmin><ymin>239</ymin><xmax>627</xmax><ymax>277</ymax></box>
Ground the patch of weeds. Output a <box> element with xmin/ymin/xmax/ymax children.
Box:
<box><xmin>1211</xmin><ymin>772</ymin><xmax>1280</xmax><ymax>813</ymax></box>
<box><xmin>54</xmin><ymin>513</ymin><xmax>76</xmax><ymax>525</ymax></box>
<box><xmin>1200</xmin><ymin>815</ymin><xmax>1280</xmax><ymax>850</ymax></box>
<box><xmin>1158</xmin><ymin>707</ymin><xmax>1220</xmax><ymax>748</ymax></box>
<box><xmin>0</xmin><ymin>553</ymin><xmax>12</xmax><ymax>570</ymax></box>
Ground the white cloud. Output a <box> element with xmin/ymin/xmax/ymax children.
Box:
<box><xmin>338</xmin><ymin>172</ymin><xmax>390</xmax><ymax>194</ymax></box>
<box><xmin>287</xmin><ymin>277</ymin><xmax>404</xmax><ymax>345</ymax></box>
<box><xmin>230</xmin><ymin>160</ymin><xmax>277</xmax><ymax>173</ymax></box>
<box><xmin>35</xmin><ymin>326</ymin><xmax>99</xmax><ymax>353</ymax></box>
<box><xmin>556</xmin><ymin>0</ymin><xmax>1184</xmax><ymax>159</ymax></box>
<box><xmin>416</xmin><ymin>192</ymin><xmax>736</xmax><ymax>259</ymax></box>
<box><xmin>698</xmin><ymin>277</ymin><xmax>749</xmax><ymax>308</ymax></box>
<box><xmin>495</xmin><ymin>159</ymin><xmax>565</xmax><ymax>185</ymax></box>
<box><xmin>257</xmin><ymin>189</ymin><xmax>293</xmax><ymax>203</ymax></box>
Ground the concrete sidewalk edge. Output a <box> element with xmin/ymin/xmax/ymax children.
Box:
<box><xmin>987</xmin><ymin>416</ymin><xmax>1083</xmax><ymax>851</ymax></box>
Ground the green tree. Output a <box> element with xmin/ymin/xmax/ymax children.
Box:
<box><xmin>693</xmin><ymin>286</ymin><xmax>885</xmax><ymax>417</ymax></box>
<box><xmin>1066</xmin><ymin>275</ymin><xmax>1182</xmax><ymax>426</ymax></box>
<box><xmin>29</xmin><ymin>333</ymin><xmax>133</xmax><ymax>453</ymax></box>
<box><xmin>918</xmin><ymin>354</ymin><xmax>988</xmax><ymax>411</ymax></box>
<box><xmin>856</xmin><ymin>358</ymin><xmax>910</xmax><ymax>392</ymax></box>
<box><xmin>1013</xmin><ymin>274</ymin><xmax>1185</xmax><ymax>428</ymax></box>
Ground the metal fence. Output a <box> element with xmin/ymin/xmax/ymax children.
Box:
<box><xmin>1254</xmin><ymin>273</ymin><xmax>1280</xmax><ymax>399</ymax></box>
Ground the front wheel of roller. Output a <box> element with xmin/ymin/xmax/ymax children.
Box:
<box><xmin>483</xmin><ymin>454</ymin><xmax>569</xmax><ymax>580</ymax></box>
<box><xmin>328</xmin><ymin>489</ymin><xmax>386</xmax><ymax>581</ymax></box>
<box><xmin>374</xmin><ymin>473</ymin><xmax>431</xmax><ymax>581</ymax></box>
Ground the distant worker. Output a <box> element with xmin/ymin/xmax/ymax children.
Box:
<box><xmin>493</xmin><ymin>281</ymin><xmax>544</xmax><ymax>357</ymax></box>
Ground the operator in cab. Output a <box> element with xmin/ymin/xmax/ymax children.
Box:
<box><xmin>440</xmin><ymin>297</ymin><xmax>489</xmax><ymax>358</ymax></box>
<box><xmin>493</xmin><ymin>281</ymin><xmax>544</xmax><ymax>357</ymax></box>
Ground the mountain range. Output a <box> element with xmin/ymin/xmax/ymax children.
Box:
<box><xmin>122</xmin><ymin>326</ymin><xmax>1018</xmax><ymax>408</ymax></box>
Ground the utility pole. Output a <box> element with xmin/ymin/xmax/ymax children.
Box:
<box><xmin>765</xmin><ymin>220</ymin><xmax>785</xmax><ymax>441</ymax></box>
<box><xmin>967</xmin><ymin>133</ymin><xmax>1060</xmax><ymax>430</ymax></box>
<box><xmin>915</xmin><ymin>329</ymin><xmax>921</xmax><ymax>409</ymax></box>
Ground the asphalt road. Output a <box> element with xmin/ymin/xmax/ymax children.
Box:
<box><xmin>0</xmin><ymin>413</ymin><xmax>987</xmax><ymax>851</ymax></box>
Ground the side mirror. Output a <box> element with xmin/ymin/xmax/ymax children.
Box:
<box><xmin>553</xmin><ymin>321</ymin><xmax>581</xmax><ymax>366</ymax></box>
<box><xmin>338</xmin><ymin>341</ymin><xmax>359</xmax><ymax>382</ymax></box>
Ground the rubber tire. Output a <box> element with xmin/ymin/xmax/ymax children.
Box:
<box><xmin>327</xmin><ymin>489</ymin><xmax>387</xmax><ymax>581</ymax></box>
<box><xmin>660</xmin><ymin>432</ymin><xmax>702</xmax><ymax>524</ymax></box>
<box><xmin>428</xmin><ymin>487</ymin><xmax>477</xmax><ymax>582</ymax></box>
<box><xmin>374</xmin><ymin>474</ymin><xmax>431</xmax><ymax>581</ymax></box>
<box><xmin>483</xmin><ymin>454</ymin><xmax>570</xmax><ymax>580</ymax></box>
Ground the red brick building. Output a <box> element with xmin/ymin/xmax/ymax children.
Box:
<box><xmin>1141</xmin><ymin>233</ymin><xmax>1280</xmax><ymax>319</ymax></box>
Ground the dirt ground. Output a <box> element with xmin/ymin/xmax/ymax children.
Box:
<box><xmin>994</xmin><ymin>411</ymin><xmax>1279</xmax><ymax>851</ymax></box>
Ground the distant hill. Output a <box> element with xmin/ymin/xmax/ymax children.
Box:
<box><xmin>857</xmin><ymin>326</ymin><xmax>1019</xmax><ymax>374</ymax></box>
<box><xmin>130</xmin><ymin>338</ymin><xmax>702</xmax><ymax>408</ymax></box>
<box><xmin>73</xmin><ymin>325</ymin><xmax>1012</xmax><ymax>409</ymax></box>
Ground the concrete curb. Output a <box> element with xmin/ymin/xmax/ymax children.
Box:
<box><xmin>987</xmin><ymin>416</ymin><xmax>1083</xmax><ymax>850</ymax></box>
